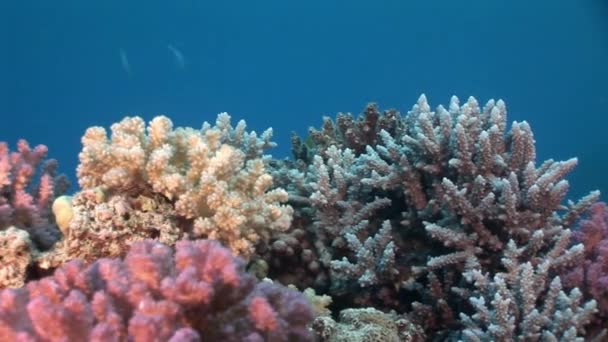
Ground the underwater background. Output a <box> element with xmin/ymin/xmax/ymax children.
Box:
<box><xmin>2</xmin><ymin>0</ymin><xmax>608</xmax><ymax>200</ymax></box>
<box><xmin>3</xmin><ymin>1</ymin><xmax>608</xmax><ymax>340</ymax></box>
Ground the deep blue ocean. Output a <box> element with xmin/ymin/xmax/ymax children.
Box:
<box><xmin>2</xmin><ymin>0</ymin><xmax>607</xmax><ymax>201</ymax></box>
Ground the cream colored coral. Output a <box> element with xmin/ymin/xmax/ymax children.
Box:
<box><xmin>52</xmin><ymin>195</ymin><xmax>73</xmax><ymax>235</ymax></box>
<box><xmin>76</xmin><ymin>113</ymin><xmax>292</xmax><ymax>258</ymax></box>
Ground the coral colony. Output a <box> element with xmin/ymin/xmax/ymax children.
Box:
<box><xmin>0</xmin><ymin>94</ymin><xmax>606</xmax><ymax>341</ymax></box>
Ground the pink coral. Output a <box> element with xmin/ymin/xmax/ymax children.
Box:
<box><xmin>563</xmin><ymin>201</ymin><xmax>608</xmax><ymax>318</ymax></box>
<box><xmin>249</xmin><ymin>296</ymin><xmax>279</xmax><ymax>332</ymax></box>
<box><xmin>0</xmin><ymin>239</ymin><xmax>314</xmax><ymax>341</ymax></box>
<box><xmin>0</xmin><ymin>139</ymin><xmax>70</xmax><ymax>288</ymax></box>
<box><xmin>0</xmin><ymin>140</ymin><xmax>51</xmax><ymax>229</ymax></box>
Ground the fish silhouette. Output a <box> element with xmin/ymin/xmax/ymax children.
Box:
<box><xmin>168</xmin><ymin>44</ymin><xmax>186</xmax><ymax>69</ymax></box>
<box><xmin>119</xmin><ymin>48</ymin><xmax>132</xmax><ymax>77</ymax></box>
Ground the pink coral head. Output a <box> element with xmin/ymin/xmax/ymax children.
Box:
<box><xmin>0</xmin><ymin>239</ymin><xmax>314</xmax><ymax>341</ymax></box>
<box><xmin>575</xmin><ymin>202</ymin><xmax>608</xmax><ymax>254</ymax></box>
<box><xmin>174</xmin><ymin>239</ymin><xmax>242</xmax><ymax>287</ymax></box>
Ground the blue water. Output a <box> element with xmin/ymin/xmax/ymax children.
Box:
<box><xmin>2</xmin><ymin>0</ymin><xmax>607</xmax><ymax>201</ymax></box>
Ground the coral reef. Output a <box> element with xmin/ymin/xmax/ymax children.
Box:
<box><xmin>0</xmin><ymin>94</ymin><xmax>606</xmax><ymax>340</ymax></box>
<box><xmin>0</xmin><ymin>239</ymin><xmax>314</xmax><ymax>341</ymax></box>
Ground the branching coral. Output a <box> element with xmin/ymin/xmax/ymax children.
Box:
<box><xmin>290</xmin><ymin>103</ymin><xmax>402</xmax><ymax>162</ymax></box>
<box><xmin>270</xmin><ymin>95</ymin><xmax>600</xmax><ymax>338</ymax></box>
<box><xmin>0</xmin><ymin>140</ymin><xmax>68</xmax><ymax>245</ymax></box>
<box><xmin>0</xmin><ymin>239</ymin><xmax>314</xmax><ymax>341</ymax></box>
<box><xmin>64</xmin><ymin>113</ymin><xmax>292</xmax><ymax>260</ymax></box>
<box><xmin>0</xmin><ymin>140</ymin><xmax>69</xmax><ymax>288</ymax></box>
<box><xmin>458</xmin><ymin>240</ymin><xmax>597</xmax><ymax>341</ymax></box>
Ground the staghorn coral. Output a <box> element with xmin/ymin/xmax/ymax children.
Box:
<box><xmin>270</xmin><ymin>95</ymin><xmax>600</xmax><ymax>338</ymax></box>
<box><xmin>458</xmin><ymin>240</ymin><xmax>597</xmax><ymax>341</ymax></box>
<box><xmin>330</xmin><ymin>220</ymin><xmax>397</xmax><ymax>289</ymax></box>
<box><xmin>69</xmin><ymin>113</ymin><xmax>292</xmax><ymax>259</ymax></box>
<box><xmin>0</xmin><ymin>239</ymin><xmax>314</xmax><ymax>341</ymax></box>
<box><xmin>290</xmin><ymin>103</ymin><xmax>402</xmax><ymax>162</ymax></box>
<box><xmin>365</xmin><ymin>95</ymin><xmax>598</xmax><ymax>334</ymax></box>
<box><xmin>267</xmin><ymin>145</ymin><xmax>399</xmax><ymax>295</ymax></box>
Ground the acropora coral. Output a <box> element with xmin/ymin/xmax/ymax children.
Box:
<box><xmin>269</xmin><ymin>95</ymin><xmax>603</xmax><ymax>339</ymax></box>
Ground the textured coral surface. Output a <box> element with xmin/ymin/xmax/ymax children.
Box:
<box><xmin>0</xmin><ymin>239</ymin><xmax>313</xmax><ymax>341</ymax></box>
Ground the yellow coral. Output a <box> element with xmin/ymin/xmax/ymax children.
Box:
<box><xmin>52</xmin><ymin>195</ymin><xmax>73</xmax><ymax>235</ymax></box>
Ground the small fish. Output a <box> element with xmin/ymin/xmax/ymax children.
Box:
<box><xmin>167</xmin><ymin>44</ymin><xmax>186</xmax><ymax>69</ymax></box>
<box><xmin>119</xmin><ymin>48</ymin><xmax>132</xmax><ymax>76</ymax></box>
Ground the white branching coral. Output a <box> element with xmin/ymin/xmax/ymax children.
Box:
<box><xmin>358</xmin><ymin>95</ymin><xmax>599</xmax><ymax>273</ymax></box>
<box><xmin>271</xmin><ymin>95</ymin><xmax>601</xmax><ymax>338</ymax></box>
<box><xmin>330</xmin><ymin>220</ymin><xmax>396</xmax><ymax>287</ymax></box>
<box><xmin>459</xmin><ymin>240</ymin><xmax>597</xmax><ymax>341</ymax></box>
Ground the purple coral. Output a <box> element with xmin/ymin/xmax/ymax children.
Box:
<box><xmin>0</xmin><ymin>239</ymin><xmax>314</xmax><ymax>341</ymax></box>
<box><xmin>0</xmin><ymin>140</ymin><xmax>53</xmax><ymax>230</ymax></box>
<box><xmin>563</xmin><ymin>201</ymin><xmax>608</xmax><ymax>318</ymax></box>
<box><xmin>0</xmin><ymin>139</ymin><xmax>68</xmax><ymax>248</ymax></box>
